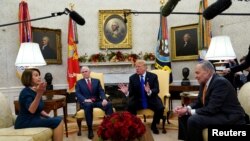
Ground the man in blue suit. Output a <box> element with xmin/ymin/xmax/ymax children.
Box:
<box><xmin>75</xmin><ymin>66</ymin><xmax>113</xmax><ymax>139</ymax></box>
<box><xmin>118</xmin><ymin>60</ymin><xmax>164</xmax><ymax>134</ymax></box>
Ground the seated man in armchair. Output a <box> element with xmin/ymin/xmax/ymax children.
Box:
<box><xmin>174</xmin><ymin>60</ymin><xmax>246</xmax><ymax>141</ymax></box>
<box><xmin>118</xmin><ymin>60</ymin><xmax>164</xmax><ymax>134</ymax></box>
<box><xmin>75</xmin><ymin>66</ymin><xmax>114</xmax><ymax>139</ymax></box>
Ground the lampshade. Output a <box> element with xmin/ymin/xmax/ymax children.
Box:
<box><xmin>205</xmin><ymin>36</ymin><xmax>236</xmax><ymax>60</ymax></box>
<box><xmin>15</xmin><ymin>42</ymin><xmax>46</xmax><ymax>67</ymax></box>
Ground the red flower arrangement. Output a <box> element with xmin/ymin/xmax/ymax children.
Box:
<box><xmin>97</xmin><ymin>112</ymin><xmax>146</xmax><ymax>141</ymax></box>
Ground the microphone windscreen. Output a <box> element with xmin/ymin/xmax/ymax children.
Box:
<box><xmin>70</xmin><ymin>11</ymin><xmax>85</xmax><ymax>26</ymax></box>
<box><xmin>203</xmin><ymin>0</ymin><xmax>232</xmax><ymax>20</ymax></box>
<box><xmin>161</xmin><ymin>0</ymin><xmax>180</xmax><ymax>17</ymax></box>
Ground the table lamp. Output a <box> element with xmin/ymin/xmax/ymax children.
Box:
<box><xmin>15</xmin><ymin>42</ymin><xmax>46</xmax><ymax>67</ymax></box>
<box><xmin>205</xmin><ymin>36</ymin><xmax>236</xmax><ymax>71</ymax></box>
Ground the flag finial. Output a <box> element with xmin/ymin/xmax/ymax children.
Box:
<box><xmin>160</xmin><ymin>0</ymin><xmax>165</xmax><ymax>6</ymax></box>
<box><xmin>69</xmin><ymin>3</ymin><xmax>75</xmax><ymax>10</ymax></box>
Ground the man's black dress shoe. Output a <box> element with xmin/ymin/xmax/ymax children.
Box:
<box><xmin>88</xmin><ymin>130</ymin><xmax>94</xmax><ymax>139</ymax></box>
<box><xmin>151</xmin><ymin>126</ymin><xmax>160</xmax><ymax>134</ymax></box>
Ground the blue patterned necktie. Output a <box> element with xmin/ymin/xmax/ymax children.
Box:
<box><xmin>140</xmin><ymin>75</ymin><xmax>147</xmax><ymax>109</ymax></box>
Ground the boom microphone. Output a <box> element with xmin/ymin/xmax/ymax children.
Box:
<box><xmin>161</xmin><ymin>0</ymin><xmax>181</xmax><ymax>17</ymax></box>
<box><xmin>203</xmin><ymin>0</ymin><xmax>232</xmax><ymax>20</ymax></box>
<box><xmin>65</xmin><ymin>8</ymin><xmax>85</xmax><ymax>26</ymax></box>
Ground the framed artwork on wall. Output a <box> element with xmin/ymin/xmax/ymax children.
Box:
<box><xmin>99</xmin><ymin>9</ymin><xmax>132</xmax><ymax>49</ymax></box>
<box><xmin>32</xmin><ymin>27</ymin><xmax>62</xmax><ymax>64</ymax></box>
<box><xmin>170</xmin><ymin>23</ymin><xmax>200</xmax><ymax>61</ymax></box>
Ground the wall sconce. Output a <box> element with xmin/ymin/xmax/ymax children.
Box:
<box><xmin>205</xmin><ymin>36</ymin><xmax>236</xmax><ymax>71</ymax></box>
<box><xmin>15</xmin><ymin>42</ymin><xmax>46</xmax><ymax>67</ymax></box>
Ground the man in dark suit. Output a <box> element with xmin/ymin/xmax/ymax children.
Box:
<box><xmin>75</xmin><ymin>66</ymin><xmax>113</xmax><ymax>139</ymax></box>
<box><xmin>224</xmin><ymin>45</ymin><xmax>250</xmax><ymax>74</ymax></box>
<box><xmin>174</xmin><ymin>60</ymin><xmax>246</xmax><ymax>141</ymax></box>
<box><xmin>118</xmin><ymin>60</ymin><xmax>164</xmax><ymax>134</ymax></box>
<box><xmin>40</xmin><ymin>36</ymin><xmax>56</xmax><ymax>59</ymax></box>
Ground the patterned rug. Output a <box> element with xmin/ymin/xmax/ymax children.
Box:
<box><xmin>64</xmin><ymin>113</ymin><xmax>178</xmax><ymax>134</ymax></box>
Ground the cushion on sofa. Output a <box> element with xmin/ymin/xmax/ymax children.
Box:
<box><xmin>0</xmin><ymin>92</ymin><xmax>14</xmax><ymax>128</ymax></box>
<box><xmin>0</xmin><ymin>92</ymin><xmax>53</xmax><ymax>141</ymax></box>
<box><xmin>202</xmin><ymin>128</ymin><xmax>208</xmax><ymax>141</ymax></box>
<box><xmin>0</xmin><ymin>126</ymin><xmax>53</xmax><ymax>141</ymax></box>
<box><xmin>0</xmin><ymin>136</ymin><xmax>33</xmax><ymax>141</ymax></box>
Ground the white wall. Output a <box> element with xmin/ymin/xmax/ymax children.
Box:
<box><xmin>0</xmin><ymin>0</ymin><xmax>161</xmax><ymax>88</ymax></box>
<box><xmin>1</xmin><ymin>0</ymin><xmax>250</xmax><ymax>114</ymax></box>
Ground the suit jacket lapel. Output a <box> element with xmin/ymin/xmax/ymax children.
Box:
<box><xmin>137</xmin><ymin>74</ymin><xmax>142</xmax><ymax>85</ymax></box>
<box><xmin>145</xmin><ymin>72</ymin><xmax>150</xmax><ymax>84</ymax></box>
<box><xmin>203</xmin><ymin>74</ymin><xmax>216</xmax><ymax>103</ymax></box>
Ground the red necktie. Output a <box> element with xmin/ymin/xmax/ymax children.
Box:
<box><xmin>87</xmin><ymin>79</ymin><xmax>92</xmax><ymax>92</ymax></box>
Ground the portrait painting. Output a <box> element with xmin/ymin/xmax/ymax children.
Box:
<box><xmin>170</xmin><ymin>23</ymin><xmax>200</xmax><ymax>61</ymax></box>
<box><xmin>32</xmin><ymin>27</ymin><xmax>62</xmax><ymax>64</ymax></box>
<box><xmin>99</xmin><ymin>10</ymin><xmax>132</xmax><ymax>49</ymax></box>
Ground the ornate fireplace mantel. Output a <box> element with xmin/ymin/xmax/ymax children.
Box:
<box><xmin>80</xmin><ymin>61</ymin><xmax>155</xmax><ymax>84</ymax></box>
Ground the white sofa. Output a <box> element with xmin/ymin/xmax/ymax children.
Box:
<box><xmin>0</xmin><ymin>92</ymin><xmax>53</xmax><ymax>141</ymax></box>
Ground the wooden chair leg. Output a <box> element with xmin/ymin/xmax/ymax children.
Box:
<box><xmin>76</xmin><ymin>118</ymin><xmax>83</xmax><ymax>136</ymax></box>
<box><xmin>143</xmin><ymin>115</ymin><xmax>147</xmax><ymax>122</ymax></box>
<box><xmin>166</xmin><ymin>111</ymin><xmax>171</xmax><ymax>124</ymax></box>
<box><xmin>162</xmin><ymin>116</ymin><xmax>167</xmax><ymax>134</ymax></box>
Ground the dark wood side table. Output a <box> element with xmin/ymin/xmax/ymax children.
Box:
<box><xmin>44</xmin><ymin>89</ymin><xmax>68</xmax><ymax>115</ymax></box>
<box><xmin>14</xmin><ymin>95</ymin><xmax>68</xmax><ymax>137</ymax></box>
<box><xmin>169</xmin><ymin>84</ymin><xmax>200</xmax><ymax>110</ymax></box>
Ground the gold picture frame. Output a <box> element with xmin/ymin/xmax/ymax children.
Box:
<box><xmin>171</xmin><ymin>23</ymin><xmax>200</xmax><ymax>61</ymax></box>
<box><xmin>99</xmin><ymin>10</ymin><xmax>132</xmax><ymax>49</ymax></box>
<box><xmin>32</xmin><ymin>27</ymin><xmax>62</xmax><ymax>64</ymax></box>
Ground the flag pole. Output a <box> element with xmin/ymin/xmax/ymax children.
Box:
<box><xmin>67</xmin><ymin>4</ymin><xmax>80</xmax><ymax>93</ymax></box>
<box><xmin>160</xmin><ymin>0</ymin><xmax>165</xmax><ymax>6</ymax></box>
